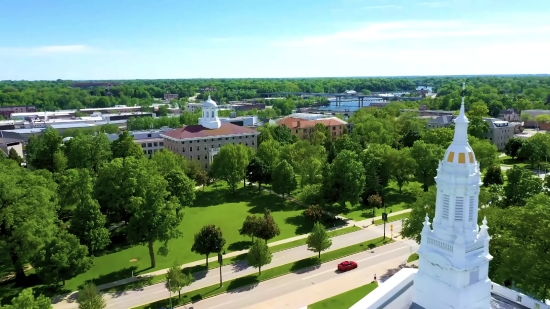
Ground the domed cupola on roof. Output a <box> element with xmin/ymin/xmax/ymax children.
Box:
<box><xmin>199</xmin><ymin>95</ymin><xmax>221</xmax><ymax>129</ymax></box>
<box><xmin>203</xmin><ymin>95</ymin><xmax>218</xmax><ymax>108</ymax></box>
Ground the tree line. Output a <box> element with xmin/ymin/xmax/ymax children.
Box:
<box><xmin>2</xmin><ymin>76</ymin><xmax>549</xmax><ymax>114</ymax></box>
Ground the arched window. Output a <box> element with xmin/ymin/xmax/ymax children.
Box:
<box><xmin>211</xmin><ymin>111</ymin><xmax>214</xmax><ymax>117</ymax></box>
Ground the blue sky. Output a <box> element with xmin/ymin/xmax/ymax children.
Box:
<box><xmin>1</xmin><ymin>0</ymin><xmax>549</xmax><ymax>80</ymax></box>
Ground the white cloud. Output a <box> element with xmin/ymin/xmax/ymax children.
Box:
<box><xmin>269</xmin><ymin>20</ymin><xmax>550</xmax><ymax>48</ymax></box>
<box><xmin>0</xmin><ymin>45</ymin><xmax>97</xmax><ymax>56</ymax></box>
<box><xmin>362</xmin><ymin>5</ymin><xmax>403</xmax><ymax>9</ymax></box>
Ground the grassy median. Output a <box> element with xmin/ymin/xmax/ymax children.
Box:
<box><xmin>105</xmin><ymin>225</ymin><xmax>362</xmax><ymax>293</ymax></box>
<box><xmin>131</xmin><ymin>236</ymin><xmax>391</xmax><ymax>309</ymax></box>
<box><xmin>308</xmin><ymin>281</ymin><xmax>379</xmax><ymax>309</ymax></box>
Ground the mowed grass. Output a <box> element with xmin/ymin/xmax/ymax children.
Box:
<box><xmin>132</xmin><ymin>237</ymin><xmax>390</xmax><ymax>309</ymax></box>
<box><xmin>0</xmin><ymin>182</ymin><xmax>318</xmax><ymax>303</ymax></box>
<box><xmin>308</xmin><ymin>281</ymin><xmax>379</xmax><ymax>309</ymax></box>
<box><xmin>104</xmin><ymin>225</ymin><xmax>363</xmax><ymax>293</ymax></box>
<box><xmin>340</xmin><ymin>180</ymin><xmax>419</xmax><ymax>221</ymax></box>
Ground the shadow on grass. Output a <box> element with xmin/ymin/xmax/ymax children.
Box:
<box><xmin>111</xmin><ymin>276</ymin><xmax>154</xmax><ymax>296</ymax></box>
<box><xmin>285</xmin><ymin>215</ymin><xmax>314</xmax><ymax>235</ymax></box>
<box><xmin>226</xmin><ymin>275</ymin><xmax>259</xmax><ymax>293</ymax></box>
<box><xmin>1</xmin><ymin>274</ymin><xmax>72</xmax><ymax>305</ymax></box>
<box><xmin>290</xmin><ymin>257</ymin><xmax>321</xmax><ymax>274</ymax></box>
<box><xmin>190</xmin><ymin>286</ymin><xmax>224</xmax><ymax>302</ymax></box>
<box><xmin>228</xmin><ymin>240</ymin><xmax>251</xmax><ymax>251</ymax></box>
<box><xmin>82</xmin><ymin>266</ymin><xmax>139</xmax><ymax>290</ymax></box>
<box><xmin>385</xmin><ymin>186</ymin><xmax>416</xmax><ymax>208</ymax></box>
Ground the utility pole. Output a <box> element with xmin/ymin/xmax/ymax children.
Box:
<box><xmin>382</xmin><ymin>203</ymin><xmax>387</xmax><ymax>240</ymax></box>
<box><xmin>218</xmin><ymin>252</ymin><xmax>223</xmax><ymax>287</ymax></box>
<box><xmin>168</xmin><ymin>278</ymin><xmax>173</xmax><ymax>309</ymax></box>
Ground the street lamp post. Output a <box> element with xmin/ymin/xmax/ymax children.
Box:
<box><xmin>168</xmin><ymin>278</ymin><xmax>173</xmax><ymax>309</ymax></box>
<box><xmin>383</xmin><ymin>203</ymin><xmax>387</xmax><ymax>240</ymax></box>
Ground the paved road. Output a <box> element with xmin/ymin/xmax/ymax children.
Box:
<box><xmin>191</xmin><ymin>240</ymin><xmax>419</xmax><ymax>309</ymax></box>
<box><xmin>53</xmin><ymin>223</ymin><xmax>403</xmax><ymax>309</ymax></box>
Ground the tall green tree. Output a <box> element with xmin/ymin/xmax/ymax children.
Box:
<box><xmin>111</xmin><ymin>131</ymin><xmax>144</xmax><ymax>159</ymax></box>
<box><xmin>65</xmin><ymin>133</ymin><xmax>112</xmax><ymax>174</ymax></box>
<box><xmin>76</xmin><ymin>283</ymin><xmax>106</xmax><ymax>309</ymax></box>
<box><xmin>481</xmin><ymin>194</ymin><xmax>550</xmax><ymax>300</ymax></box>
<box><xmin>504</xmin><ymin>137</ymin><xmax>524</xmax><ymax>159</ymax></box>
<box><xmin>410</xmin><ymin>140</ymin><xmax>445</xmax><ymax>192</ymax></box>
<box><xmin>164</xmin><ymin>170</ymin><xmax>196</xmax><ymax>213</ymax></box>
<box><xmin>239</xmin><ymin>215</ymin><xmax>262</xmax><ymax>242</ymax></box>
<box><xmin>256</xmin><ymin>209</ymin><xmax>280</xmax><ymax>243</ymax></box>
<box><xmin>246</xmin><ymin>239</ymin><xmax>272</xmax><ymax>275</ymax></box>
<box><xmin>271</xmin><ymin>160</ymin><xmax>297</xmax><ymax>198</ymax></box>
<box><xmin>0</xmin><ymin>288</ymin><xmax>52</xmax><ymax>309</ymax></box>
<box><xmin>389</xmin><ymin>147</ymin><xmax>417</xmax><ymax>193</ymax></box>
<box><xmin>324</xmin><ymin>150</ymin><xmax>365</xmax><ymax>207</ymax></box>
<box><xmin>0</xmin><ymin>160</ymin><xmax>59</xmax><ymax>282</ymax></box>
<box><xmin>211</xmin><ymin>143</ymin><xmax>249</xmax><ymax>193</ymax></box>
<box><xmin>246</xmin><ymin>157</ymin><xmax>271</xmax><ymax>192</ymax></box>
<box><xmin>470</xmin><ymin>138</ymin><xmax>498</xmax><ymax>171</ymax></box>
<box><xmin>7</xmin><ymin>148</ymin><xmax>23</xmax><ymax>165</ymax></box>
<box><xmin>32</xmin><ymin>230</ymin><xmax>93</xmax><ymax>285</ymax></box>
<box><xmin>165</xmin><ymin>261</ymin><xmax>194</xmax><ymax>299</ymax></box>
<box><xmin>422</xmin><ymin>127</ymin><xmax>454</xmax><ymax>148</ymax></box>
<box><xmin>126</xmin><ymin>170</ymin><xmax>184</xmax><ymax>268</ymax></box>
<box><xmin>94</xmin><ymin>157</ymin><xmax>149</xmax><ymax>225</ymax></box>
<box><xmin>306</xmin><ymin>222</ymin><xmax>332</xmax><ymax>258</ymax></box>
<box><xmin>26</xmin><ymin>127</ymin><xmax>63</xmax><ymax>171</ymax></box>
<box><xmin>70</xmin><ymin>196</ymin><xmax>110</xmax><ymax>255</ymax></box>
<box><xmin>256</xmin><ymin>139</ymin><xmax>280</xmax><ymax>169</ymax></box>
<box><xmin>191</xmin><ymin>225</ymin><xmax>226</xmax><ymax>266</ymax></box>
<box><xmin>483</xmin><ymin>165</ymin><xmax>504</xmax><ymax>187</ymax></box>
<box><xmin>151</xmin><ymin>149</ymin><xmax>187</xmax><ymax>177</ymax></box>
<box><xmin>503</xmin><ymin>166</ymin><xmax>543</xmax><ymax>207</ymax></box>
<box><xmin>57</xmin><ymin>168</ymin><xmax>94</xmax><ymax>220</ymax></box>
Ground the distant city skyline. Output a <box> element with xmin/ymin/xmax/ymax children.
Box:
<box><xmin>1</xmin><ymin>0</ymin><xmax>550</xmax><ymax>80</ymax></box>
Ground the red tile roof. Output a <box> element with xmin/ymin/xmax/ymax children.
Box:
<box><xmin>162</xmin><ymin>123</ymin><xmax>258</xmax><ymax>140</ymax></box>
<box><xmin>277</xmin><ymin>117</ymin><xmax>347</xmax><ymax>129</ymax></box>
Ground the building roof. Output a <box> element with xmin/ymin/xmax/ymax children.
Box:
<box><xmin>277</xmin><ymin>116</ymin><xmax>347</xmax><ymax>129</ymax></box>
<box><xmin>428</xmin><ymin>115</ymin><xmax>455</xmax><ymax>124</ymax></box>
<box><xmin>162</xmin><ymin>122</ymin><xmax>258</xmax><ymax>140</ymax></box>
<box><xmin>521</xmin><ymin>109</ymin><xmax>550</xmax><ymax>118</ymax></box>
<box><xmin>0</xmin><ymin>136</ymin><xmax>23</xmax><ymax>145</ymax></box>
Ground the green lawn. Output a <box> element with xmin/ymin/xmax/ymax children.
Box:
<box><xmin>0</xmin><ymin>182</ymin><xmax>324</xmax><ymax>303</ymax></box>
<box><xmin>103</xmin><ymin>225</ymin><xmax>363</xmax><ymax>293</ymax></box>
<box><xmin>343</xmin><ymin>181</ymin><xmax>419</xmax><ymax>221</ymax></box>
<box><xmin>374</xmin><ymin>212</ymin><xmax>411</xmax><ymax>225</ymax></box>
<box><xmin>132</xmin><ymin>237</ymin><xmax>390</xmax><ymax>309</ymax></box>
<box><xmin>308</xmin><ymin>282</ymin><xmax>379</xmax><ymax>309</ymax></box>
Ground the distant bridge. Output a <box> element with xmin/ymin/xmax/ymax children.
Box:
<box><xmin>258</xmin><ymin>92</ymin><xmax>423</xmax><ymax>107</ymax></box>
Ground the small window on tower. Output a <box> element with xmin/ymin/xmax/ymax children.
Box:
<box><xmin>455</xmin><ymin>197</ymin><xmax>464</xmax><ymax>221</ymax></box>
<box><xmin>442</xmin><ymin>195</ymin><xmax>450</xmax><ymax>219</ymax></box>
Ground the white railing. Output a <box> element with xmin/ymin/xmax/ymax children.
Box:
<box><xmin>427</xmin><ymin>237</ymin><xmax>454</xmax><ymax>253</ymax></box>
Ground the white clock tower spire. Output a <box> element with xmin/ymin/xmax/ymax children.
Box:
<box><xmin>412</xmin><ymin>83</ymin><xmax>493</xmax><ymax>309</ymax></box>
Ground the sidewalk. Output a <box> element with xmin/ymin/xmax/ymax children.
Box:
<box><xmin>93</xmin><ymin>208</ymin><xmax>410</xmax><ymax>292</ymax></box>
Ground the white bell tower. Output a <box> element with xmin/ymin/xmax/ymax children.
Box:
<box><xmin>412</xmin><ymin>83</ymin><xmax>493</xmax><ymax>309</ymax></box>
<box><xmin>199</xmin><ymin>95</ymin><xmax>221</xmax><ymax>129</ymax></box>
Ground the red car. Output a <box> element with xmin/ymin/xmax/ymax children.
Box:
<box><xmin>337</xmin><ymin>261</ymin><xmax>358</xmax><ymax>272</ymax></box>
